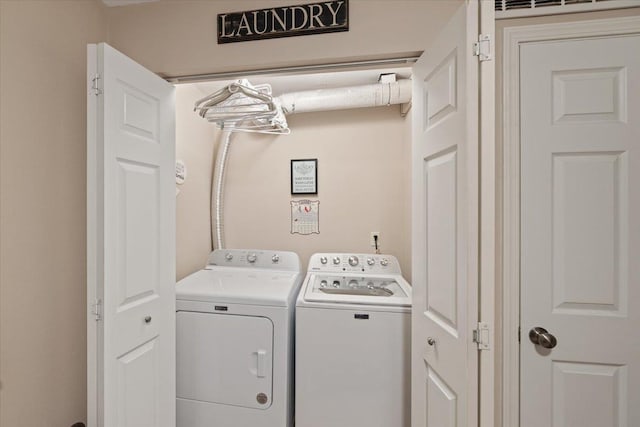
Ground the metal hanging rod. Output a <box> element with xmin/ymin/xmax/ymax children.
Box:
<box><xmin>167</xmin><ymin>55</ymin><xmax>421</xmax><ymax>84</ymax></box>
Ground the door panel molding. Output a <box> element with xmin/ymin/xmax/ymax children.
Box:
<box><xmin>502</xmin><ymin>15</ymin><xmax>640</xmax><ymax>427</ymax></box>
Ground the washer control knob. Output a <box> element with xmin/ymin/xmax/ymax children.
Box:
<box><xmin>271</xmin><ymin>254</ymin><xmax>280</xmax><ymax>263</ymax></box>
<box><xmin>367</xmin><ymin>257</ymin><xmax>375</xmax><ymax>266</ymax></box>
<box><xmin>380</xmin><ymin>258</ymin><xmax>389</xmax><ymax>267</ymax></box>
<box><xmin>348</xmin><ymin>256</ymin><xmax>359</xmax><ymax>267</ymax></box>
<box><xmin>320</xmin><ymin>256</ymin><xmax>328</xmax><ymax>265</ymax></box>
<box><xmin>332</xmin><ymin>256</ymin><xmax>341</xmax><ymax>265</ymax></box>
<box><xmin>320</xmin><ymin>280</ymin><xmax>327</xmax><ymax>288</ymax></box>
<box><xmin>247</xmin><ymin>253</ymin><xmax>257</xmax><ymax>263</ymax></box>
<box><xmin>225</xmin><ymin>253</ymin><xmax>233</xmax><ymax>261</ymax></box>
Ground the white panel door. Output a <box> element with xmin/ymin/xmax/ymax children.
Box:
<box><xmin>87</xmin><ymin>43</ymin><xmax>176</xmax><ymax>427</ymax></box>
<box><xmin>411</xmin><ymin>2</ymin><xmax>479</xmax><ymax>426</ymax></box>
<box><xmin>521</xmin><ymin>35</ymin><xmax>640</xmax><ymax>427</ymax></box>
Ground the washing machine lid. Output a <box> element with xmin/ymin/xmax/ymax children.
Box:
<box><xmin>301</xmin><ymin>273</ymin><xmax>412</xmax><ymax>307</ymax></box>
<box><xmin>176</xmin><ymin>268</ymin><xmax>302</xmax><ymax>307</ymax></box>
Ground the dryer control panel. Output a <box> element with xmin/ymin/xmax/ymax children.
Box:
<box><xmin>308</xmin><ymin>253</ymin><xmax>402</xmax><ymax>275</ymax></box>
<box><xmin>206</xmin><ymin>249</ymin><xmax>301</xmax><ymax>271</ymax></box>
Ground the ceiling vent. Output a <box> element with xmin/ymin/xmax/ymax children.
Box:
<box><xmin>495</xmin><ymin>0</ymin><xmax>636</xmax><ymax>17</ymax></box>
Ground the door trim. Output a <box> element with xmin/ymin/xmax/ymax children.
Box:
<box><xmin>479</xmin><ymin>3</ymin><xmax>496</xmax><ymax>427</ymax></box>
<box><xmin>501</xmin><ymin>14</ymin><xmax>640</xmax><ymax>427</ymax></box>
<box><xmin>87</xmin><ymin>43</ymin><xmax>100</xmax><ymax>427</ymax></box>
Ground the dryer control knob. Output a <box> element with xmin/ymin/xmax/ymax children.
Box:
<box><xmin>320</xmin><ymin>256</ymin><xmax>328</xmax><ymax>265</ymax></box>
<box><xmin>225</xmin><ymin>253</ymin><xmax>233</xmax><ymax>261</ymax></box>
<box><xmin>348</xmin><ymin>256</ymin><xmax>359</xmax><ymax>266</ymax></box>
<box><xmin>247</xmin><ymin>253</ymin><xmax>257</xmax><ymax>263</ymax></box>
<box><xmin>380</xmin><ymin>258</ymin><xmax>389</xmax><ymax>267</ymax></box>
<box><xmin>272</xmin><ymin>254</ymin><xmax>280</xmax><ymax>263</ymax></box>
<box><xmin>332</xmin><ymin>256</ymin><xmax>341</xmax><ymax>265</ymax></box>
<box><xmin>367</xmin><ymin>257</ymin><xmax>375</xmax><ymax>266</ymax></box>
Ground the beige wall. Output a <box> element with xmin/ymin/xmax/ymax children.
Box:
<box><xmin>176</xmin><ymin>98</ymin><xmax>412</xmax><ymax>279</ymax></box>
<box><xmin>0</xmin><ymin>1</ymin><xmax>107</xmax><ymax>426</ymax></box>
<box><xmin>139</xmin><ymin>0</ymin><xmax>465</xmax><ymax>280</ymax></box>
<box><xmin>109</xmin><ymin>0</ymin><xmax>462</xmax><ymax>281</ymax></box>
<box><xmin>175</xmin><ymin>85</ymin><xmax>217</xmax><ymax>279</ymax></box>
<box><xmin>105</xmin><ymin>0</ymin><xmax>463</xmax><ymax>77</ymax></box>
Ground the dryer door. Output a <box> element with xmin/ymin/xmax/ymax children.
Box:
<box><xmin>177</xmin><ymin>311</ymin><xmax>274</xmax><ymax>409</ymax></box>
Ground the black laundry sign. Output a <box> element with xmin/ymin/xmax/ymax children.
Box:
<box><xmin>217</xmin><ymin>0</ymin><xmax>349</xmax><ymax>44</ymax></box>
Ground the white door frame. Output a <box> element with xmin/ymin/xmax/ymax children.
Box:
<box><xmin>479</xmin><ymin>2</ymin><xmax>495</xmax><ymax>426</ymax></box>
<box><xmin>501</xmin><ymin>14</ymin><xmax>640</xmax><ymax>427</ymax></box>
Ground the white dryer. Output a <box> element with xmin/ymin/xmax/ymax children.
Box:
<box><xmin>296</xmin><ymin>253</ymin><xmax>412</xmax><ymax>427</ymax></box>
<box><xmin>176</xmin><ymin>249</ymin><xmax>302</xmax><ymax>427</ymax></box>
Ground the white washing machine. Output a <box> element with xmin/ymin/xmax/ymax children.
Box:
<box><xmin>295</xmin><ymin>253</ymin><xmax>412</xmax><ymax>427</ymax></box>
<box><xmin>176</xmin><ymin>249</ymin><xmax>303</xmax><ymax>427</ymax></box>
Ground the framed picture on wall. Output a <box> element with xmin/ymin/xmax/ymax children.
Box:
<box><xmin>291</xmin><ymin>159</ymin><xmax>318</xmax><ymax>195</ymax></box>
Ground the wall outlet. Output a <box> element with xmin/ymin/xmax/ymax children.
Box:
<box><xmin>370</xmin><ymin>232</ymin><xmax>381</xmax><ymax>247</ymax></box>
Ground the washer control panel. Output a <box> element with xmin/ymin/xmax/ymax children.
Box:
<box><xmin>308</xmin><ymin>253</ymin><xmax>401</xmax><ymax>275</ymax></box>
<box><xmin>206</xmin><ymin>249</ymin><xmax>301</xmax><ymax>271</ymax></box>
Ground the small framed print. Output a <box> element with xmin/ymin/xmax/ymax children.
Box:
<box><xmin>291</xmin><ymin>159</ymin><xmax>318</xmax><ymax>195</ymax></box>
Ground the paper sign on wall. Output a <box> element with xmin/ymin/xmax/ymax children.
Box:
<box><xmin>291</xmin><ymin>200</ymin><xmax>320</xmax><ymax>235</ymax></box>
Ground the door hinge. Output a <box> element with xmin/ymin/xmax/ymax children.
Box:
<box><xmin>91</xmin><ymin>73</ymin><xmax>102</xmax><ymax>96</ymax></box>
<box><xmin>473</xmin><ymin>34</ymin><xmax>492</xmax><ymax>62</ymax></box>
<box><xmin>91</xmin><ymin>298</ymin><xmax>102</xmax><ymax>321</ymax></box>
<box><xmin>472</xmin><ymin>322</ymin><xmax>490</xmax><ymax>350</ymax></box>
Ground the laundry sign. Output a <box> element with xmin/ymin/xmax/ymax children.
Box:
<box><xmin>217</xmin><ymin>1</ymin><xmax>349</xmax><ymax>44</ymax></box>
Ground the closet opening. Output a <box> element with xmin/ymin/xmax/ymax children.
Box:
<box><xmin>171</xmin><ymin>62</ymin><xmax>415</xmax><ymax>280</ymax></box>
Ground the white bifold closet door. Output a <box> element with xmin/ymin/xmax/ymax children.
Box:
<box><xmin>411</xmin><ymin>1</ymin><xmax>484</xmax><ymax>426</ymax></box>
<box><xmin>87</xmin><ymin>43</ymin><xmax>176</xmax><ymax>427</ymax></box>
